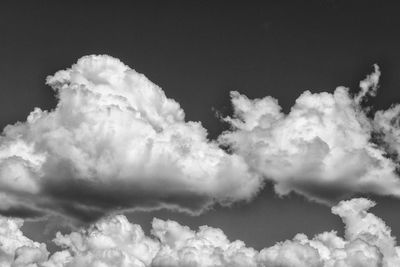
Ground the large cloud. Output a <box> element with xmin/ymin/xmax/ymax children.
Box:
<box><xmin>0</xmin><ymin>55</ymin><xmax>261</xmax><ymax>222</ymax></box>
<box><xmin>2</xmin><ymin>197</ymin><xmax>400</xmax><ymax>266</ymax></box>
<box><xmin>2</xmin><ymin>55</ymin><xmax>400</xmax><ymax>222</ymax></box>
<box><xmin>219</xmin><ymin>65</ymin><xmax>400</xmax><ymax>204</ymax></box>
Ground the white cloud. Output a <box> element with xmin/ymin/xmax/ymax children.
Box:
<box><xmin>219</xmin><ymin>66</ymin><xmax>400</xmax><ymax>204</ymax></box>
<box><xmin>44</xmin><ymin>215</ymin><xmax>159</xmax><ymax>267</ymax></box>
<box><xmin>355</xmin><ymin>64</ymin><xmax>380</xmax><ymax>103</ymax></box>
<box><xmin>0</xmin><ymin>55</ymin><xmax>261</xmax><ymax>222</ymax></box>
<box><xmin>1</xmin><ymin>56</ymin><xmax>399</xmax><ymax>219</ymax></box>
<box><xmin>1</xmin><ymin>197</ymin><xmax>398</xmax><ymax>267</ymax></box>
<box><xmin>374</xmin><ymin>104</ymin><xmax>400</xmax><ymax>161</ymax></box>
<box><xmin>0</xmin><ymin>216</ymin><xmax>48</xmax><ymax>266</ymax></box>
<box><xmin>2</xmin><ymin>56</ymin><xmax>400</xmax><ymax>266</ymax></box>
<box><xmin>150</xmin><ymin>218</ymin><xmax>258</xmax><ymax>267</ymax></box>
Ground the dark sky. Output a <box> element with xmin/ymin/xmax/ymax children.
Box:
<box><xmin>2</xmin><ymin>0</ymin><xmax>400</xmax><ymax>251</ymax></box>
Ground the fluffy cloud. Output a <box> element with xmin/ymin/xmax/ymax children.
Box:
<box><xmin>2</xmin><ymin>55</ymin><xmax>400</xmax><ymax>221</ymax></box>
<box><xmin>374</xmin><ymin>104</ymin><xmax>400</xmax><ymax>161</ymax></box>
<box><xmin>219</xmin><ymin>65</ymin><xmax>400</xmax><ymax>204</ymax></box>
<box><xmin>2</xmin><ymin>197</ymin><xmax>400</xmax><ymax>266</ymax></box>
<box><xmin>257</xmin><ymin>198</ymin><xmax>400</xmax><ymax>267</ymax></box>
<box><xmin>41</xmin><ymin>216</ymin><xmax>258</xmax><ymax>267</ymax></box>
<box><xmin>0</xmin><ymin>216</ymin><xmax>48</xmax><ymax>266</ymax></box>
<box><xmin>0</xmin><ymin>55</ymin><xmax>261</xmax><ymax>222</ymax></box>
<box><xmin>43</xmin><ymin>215</ymin><xmax>160</xmax><ymax>267</ymax></box>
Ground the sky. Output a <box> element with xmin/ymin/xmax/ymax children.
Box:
<box><xmin>1</xmin><ymin>1</ymin><xmax>400</xmax><ymax>266</ymax></box>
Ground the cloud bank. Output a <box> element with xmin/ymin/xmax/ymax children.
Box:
<box><xmin>0</xmin><ymin>55</ymin><xmax>261</xmax><ymax>222</ymax></box>
<box><xmin>1</xmin><ymin>55</ymin><xmax>400</xmax><ymax>222</ymax></box>
<box><xmin>220</xmin><ymin>65</ymin><xmax>400</xmax><ymax>204</ymax></box>
<box><xmin>1</xmin><ymin>198</ymin><xmax>399</xmax><ymax>266</ymax></box>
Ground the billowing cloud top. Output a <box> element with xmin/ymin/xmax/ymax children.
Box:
<box><xmin>220</xmin><ymin>65</ymin><xmax>400</xmax><ymax>204</ymax></box>
<box><xmin>0</xmin><ymin>55</ymin><xmax>261</xmax><ymax>222</ymax></box>
<box><xmin>1</xmin><ymin>198</ymin><xmax>400</xmax><ymax>266</ymax></box>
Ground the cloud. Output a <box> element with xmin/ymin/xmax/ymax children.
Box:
<box><xmin>1</xmin><ymin>55</ymin><xmax>399</xmax><ymax>221</ymax></box>
<box><xmin>0</xmin><ymin>55</ymin><xmax>262</xmax><ymax>222</ymax></box>
<box><xmin>46</xmin><ymin>215</ymin><xmax>160</xmax><ymax>267</ymax></box>
<box><xmin>0</xmin><ymin>216</ymin><xmax>48</xmax><ymax>266</ymax></box>
<box><xmin>1</xmin><ymin>53</ymin><xmax>400</xmax><ymax>245</ymax></box>
<box><xmin>45</xmin><ymin>216</ymin><xmax>258</xmax><ymax>267</ymax></box>
<box><xmin>219</xmin><ymin>65</ymin><xmax>400</xmax><ymax>204</ymax></box>
<box><xmin>374</xmin><ymin>104</ymin><xmax>400</xmax><ymax>161</ymax></box>
<box><xmin>2</xmin><ymin>197</ymin><xmax>400</xmax><ymax>266</ymax></box>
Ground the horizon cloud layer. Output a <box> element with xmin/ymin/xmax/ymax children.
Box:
<box><xmin>1</xmin><ymin>198</ymin><xmax>400</xmax><ymax>266</ymax></box>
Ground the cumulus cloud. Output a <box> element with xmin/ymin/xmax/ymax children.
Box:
<box><xmin>0</xmin><ymin>216</ymin><xmax>48</xmax><ymax>266</ymax></box>
<box><xmin>219</xmin><ymin>65</ymin><xmax>400</xmax><ymax>204</ymax></box>
<box><xmin>2</xmin><ymin>55</ymin><xmax>400</xmax><ymax>221</ymax></box>
<box><xmin>2</xmin><ymin>197</ymin><xmax>400</xmax><ymax>266</ymax></box>
<box><xmin>42</xmin><ymin>216</ymin><xmax>258</xmax><ymax>267</ymax></box>
<box><xmin>258</xmin><ymin>198</ymin><xmax>400</xmax><ymax>267</ymax></box>
<box><xmin>0</xmin><ymin>55</ymin><xmax>261</xmax><ymax>222</ymax></box>
<box><xmin>374</xmin><ymin>104</ymin><xmax>400</xmax><ymax>161</ymax></box>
